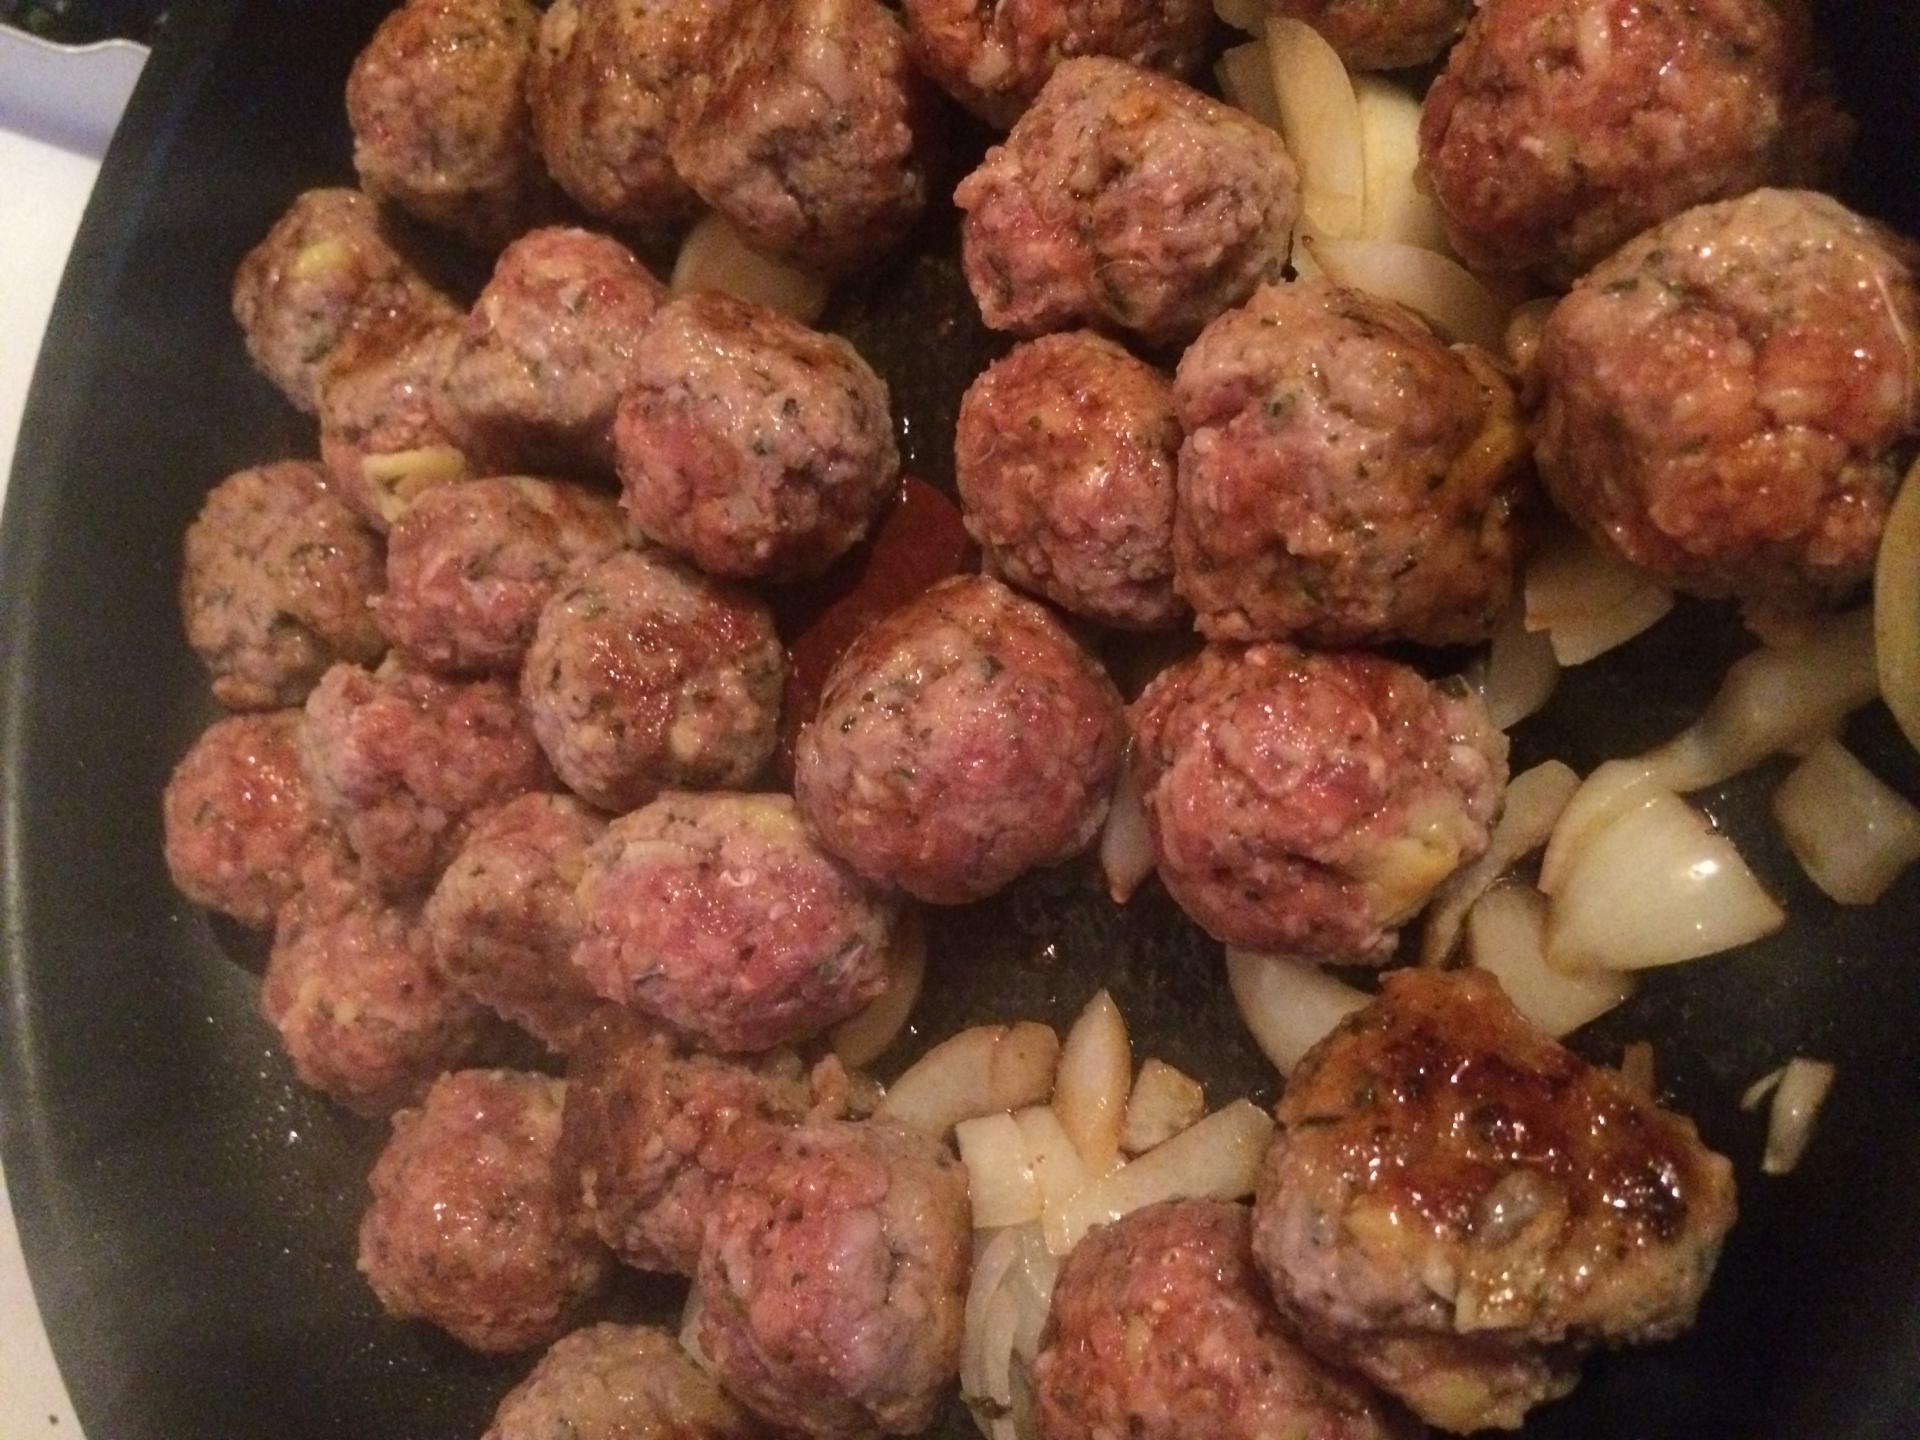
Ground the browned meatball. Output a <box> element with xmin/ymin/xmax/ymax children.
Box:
<box><xmin>1269</xmin><ymin>0</ymin><xmax>1472</xmax><ymax>70</ymax></box>
<box><xmin>573</xmin><ymin>792</ymin><xmax>900</xmax><ymax>1052</ymax></box>
<box><xmin>424</xmin><ymin>792</ymin><xmax>608</xmax><ymax>1050</ymax></box>
<box><xmin>955</xmin><ymin>332</ymin><xmax>1185</xmax><ymax>630</ymax></box>
<box><xmin>955</xmin><ymin>59</ymin><xmax>1300</xmax><ymax>346</ymax></box>
<box><xmin>181</xmin><ymin>460</ymin><xmax>387</xmax><ymax>710</ymax></box>
<box><xmin>1173</xmin><ymin>281</ymin><xmax>1529</xmax><ymax>646</ymax></box>
<box><xmin>1535</xmin><ymin>189</ymin><xmax>1920</xmax><ymax>605</ymax></box>
<box><xmin>521</xmin><ymin>550</ymin><xmax>785</xmax><ymax>812</ymax></box>
<box><xmin>359</xmin><ymin>1069</ymin><xmax>609</xmax><ymax>1352</ymax></box>
<box><xmin>614</xmin><ymin>292</ymin><xmax>900</xmax><ymax>581</ymax></box>
<box><xmin>163</xmin><ymin>710</ymin><xmax>345</xmax><ymax>928</ymax></box>
<box><xmin>483</xmin><ymin>1323</ymin><xmax>767</xmax><ymax>1440</ymax></box>
<box><xmin>1033</xmin><ymin>1200</ymin><xmax>1396</xmax><ymax>1440</ymax></box>
<box><xmin>668</xmin><ymin>0</ymin><xmax>934</xmax><ymax>275</ymax></box>
<box><xmin>1130</xmin><ymin>645</ymin><xmax>1505</xmax><ymax>961</ymax></box>
<box><xmin>345</xmin><ymin>0</ymin><xmax>556</xmax><ymax>247</ymax></box>
<box><xmin>793</xmin><ymin>574</ymin><xmax>1126</xmax><ymax>904</ymax></box>
<box><xmin>302</xmin><ymin>660</ymin><xmax>553</xmax><ymax>894</ymax></box>
<box><xmin>902</xmin><ymin>0</ymin><xmax>1211</xmax><ymax>128</ymax></box>
<box><xmin>1418</xmin><ymin>0</ymin><xmax>1851</xmax><ymax>282</ymax></box>
<box><xmin>440</xmin><ymin>227</ymin><xmax>669</xmax><ymax>476</ymax></box>
<box><xmin>694</xmin><ymin>1119</ymin><xmax>970</xmax><ymax>1439</ymax></box>
<box><xmin>1252</xmin><ymin>970</ymin><xmax>1739</xmax><ymax>1433</ymax></box>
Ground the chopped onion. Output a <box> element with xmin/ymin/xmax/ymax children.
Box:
<box><xmin>1467</xmin><ymin>885</ymin><xmax>1632</xmax><ymax>1037</ymax></box>
<box><xmin>1876</xmin><ymin>459</ymin><xmax>1920</xmax><ymax>752</ymax></box>
<box><xmin>1422</xmin><ymin>759</ymin><xmax>1580</xmax><ymax>966</ymax></box>
<box><xmin>1014</xmin><ymin>1106</ymin><xmax>1089</xmax><ymax>1216</ymax></box>
<box><xmin>1523</xmin><ymin>524</ymin><xmax>1674</xmax><ymax>665</ymax></box>
<box><xmin>1213</xmin><ymin>0</ymin><xmax>1266</xmax><ymax>34</ymax></box>
<box><xmin>1302</xmin><ymin>234</ymin><xmax>1510</xmax><ymax>351</ymax></box>
<box><xmin>1353</xmin><ymin>77</ymin><xmax>1447</xmax><ymax>251</ymax></box>
<box><xmin>1120</xmin><ymin>1059</ymin><xmax>1206</xmax><ymax>1154</ymax></box>
<box><xmin>1265</xmin><ymin>18</ymin><xmax>1364</xmax><ymax>240</ymax></box>
<box><xmin>877</xmin><ymin>1022</ymin><xmax>1061</xmax><ymax>1135</ymax></box>
<box><xmin>671</xmin><ymin>212</ymin><xmax>831</xmax><ymax>322</ymax></box>
<box><xmin>962</xmin><ymin>1226</ymin><xmax>1023</xmax><ymax>1404</ymax></box>
<box><xmin>1098</xmin><ymin>762</ymin><xmax>1155</xmax><ymax>905</ymax></box>
<box><xmin>358</xmin><ymin>445</ymin><xmax>468</xmax><ymax>525</ymax></box>
<box><xmin>1471</xmin><ymin>604</ymin><xmax>1561</xmax><ymax>732</ymax></box>
<box><xmin>1538</xmin><ymin>760</ymin><xmax>1662</xmax><ymax>896</ymax></box>
<box><xmin>962</xmin><ymin>1221</ymin><xmax>1053</xmax><ymax>1440</ymax></box>
<box><xmin>1741</xmin><ymin>1066</ymin><xmax>1785</xmax><ymax>1112</ymax></box>
<box><xmin>1617</xmin><ymin>1040</ymin><xmax>1656</xmax><ymax>1099</ymax></box>
<box><xmin>1763</xmin><ymin>1058</ymin><xmax>1835</xmax><ymax>1176</ymax></box>
<box><xmin>1225</xmin><ymin>948</ymin><xmax>1370</xmax><ymax>1075</ymax></box>
<box><xmin>1503</xmin><ymin>297</ymin><xmax>1558</xmax><ymax>378</ymax></box>
<box><xmin>1053</xmin><ymin>991</ymin><xmax>1131</xmax><ymax>1175</ymax></box>
<box><xmin>1772</xmin><ymin>739</ymin><xmax>1920</xmax><ymax>904</ymax></box>
<box><xmin>830</xmin><ymin>912</ymin><xmax>927</xmax><ymax>1068</ymax></box>
<box><xmin>679</xmin><ymin>1285</ymin><xmax>714</xmax><ymax>1374</ymax></box>
<box><xmin>1215</xmin><ymin>42</ymin><xmax>1281</xmax><ymax>134</ymax></box>
<box><xmin>958</xmin><ymin>1112</ymin><xmax>1043</xmax><ymax>1229</ymax></box>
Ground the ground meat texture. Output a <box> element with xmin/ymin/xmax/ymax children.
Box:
<box><xmin>1129</xmin><ymin>645</ymin><xmax>1505</xmax><ymax>961</ymax></box>
<box><xmin>302</xmin><ymin>660</ymin><xmax>553</xmax><ymax>894</ymax></box>
<box><xmin>1251</xmin><ymin>970</ymin><xmax>1739</xmax><ymax>1433</ymax></box>
<box><xmin>614</xmin><ymin>292</ymin><xmax>900</xmax><ymax>582</ymax></box>
<box><xmin>573</xmin><ymin>792</ymin><xmax>899</xmax><ymax>1052</ymax></box>
<box><xmin>667</xmin><ymin>0</ymin><xmax>933</xmax><ymax>275</ymax></box>
<box><xmin>345</xmin><ymin>0</ymin><xmax>556</xmax><ymax>247</ymax></box>
<box><xmin>1269</xmin><ymin>0</ymin><xmax>1472</xmax><ymax>70</ymax></box>
<box><xmin>955</xmin><ymin>332</ymin><xmax>1184</xmax><ymax>630</ymax></box>
<box><xmin>424</xmin><ymin>792</ymin><xmax>608</xmax><ymax>1050</ymax></box>
<box><xmin>902</xmin><ymin>0</ymin><xmax>1211</xmax><ymax>128</ymax></box>
<box><xmin>1418</xmin><ymin>0</ymin><xmax>1852</xmax><ymax>283</ymax></box>
<box><xmin>955</xmin><ymin>58</ymin><xmax>1300</xmax><ymax>346</ymax></box>
<box><xmin>181</xmin><ymin>460</ymin><xmax>388</xmax><ymax>711</ymax></box>
<box><xmin>1172</xmin><ymin>281</ymin><xmax>1529</xmax><ymax>647</ymax></box>
<box><xmin>484</xmin><ymin>1323</ymin><xmax>766</xmax><ymax>1440</ymax></box>
<box><xmin>1033</xmin><ymin>1200</ymin><xmax>1396</xmax><ymax>1440</ymax></box>
<box><xmin>358</xmin><ymin>1069</ymin><xmax>609</xmax><ymax>1352</ymax></box>
<box><xmin>1534</xmin><ymin>188</ymin><xmax>1920</xmax><ymax>605</ymax></box>
<box><xmin>520</xmin><ymin>549</ymin><xmax>784</xmax><ymax>812</ymax></box>
<box><xmin>527</xmin><ymin>0</ymin><xmax>724</xmax><ymax>231</ymax></box>
<box><xmin>694</xmin><ymin>1119</ymin><xmax>969</xmax><ymax>1439</ymax></box>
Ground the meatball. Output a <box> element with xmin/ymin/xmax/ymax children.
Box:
<box><xmin>1269</xmin><ymin>0</ymin><xmax>1472</xmax><ymax>71</ymax></box>
<box><xmin>1534</xmin><ymin>189</ymin><xmax>1920</xmax><ymax>605</ymax></box>
<box><xmin>794</xmin><ymin>575</ymin><xmax>1126</xmax><ymax>904</ymax></box>
<box><xmin>521</xmin><ymin>549</ymin><xmax>784</xmax><ymax>812</ymax></box>
<box><xmin>163</xmin><ymin>710</ymin><xmax>345</xmax><ymax>928</ymax></box>
<box><xmin>902</xmin><ymin>0</ymin><xmax>1211</xmax><ymax>128</ymax></box>
<box><xmin>440</xmin><ymin>227</ymin><xmax>669</xmax><ymax>477</ymax></box>
<box><xmin>955</xmin><ymin>58</ymin><xmax>1300</xmax><ymax>346</ymax></box>
<box><xmin>484</xmin><ymin>1323</ymin><xmax>765</xmax><ymax>1440</ymax></box>
<box><xmin>1130</xmin><ymin>645</ymin><xmax>1505</xmax><ymax>961</ymax></box>
<box><xmin>667</xmin><ymin>0</ymin><xmax>933</xmax><ymax>274</ymax></box>
<box><xmin>955</xmin><ymin>332</ymin><xmax>1184</xmax><ymax>630</ymax></box>
<box><xmin>1251</xmin><ymin>970</ymin><xmax>1739</xmax><ymax>1432</ymax></box>
<box><xmin>424</xmin><ymin>792</ymin><xmax>608</xmax><ymax>1050</ymax></box>
<box><xmin>262</xmin><ymin>858</ymin><xmax>499</xmax><ymax>1115</ymax></box>
<box><xmin>1033</xmin><ymin>1200</ymin><xmax>1396</xmax><ymax>1440</ymax></box>
<box><xmin>527</xmin><ymin>0</ymin><xmax>724</xmax><ymax>231</ymax></box>
<box><xmin>1173</xmin><ymin>280</ymin><xmax>1529</xmax><ymax>646</ymax></box>
<box><xmin>614</xmin><ymin>292</ymin><xmax>900</xmax><ymax>581</ymax></box>
<box><xmin>573</xmin><ymin>792</ymin><xmax>900</xmax><ymax>1052</ymax></box>
<box><xmin>694</xmin><ymin>1119</ymin><xmax>970</xmax><ymax>1439</ymax></box>
<box><xmin>345</xmin><ymin>0</ymin><xmax>555</xmax><ymax>247</ymax></box>
<box><xmin>181</xmin><ymin>460</ymin><xmax>387</xmax><ymax>710</ymax></box>
<box><xmin>359</xmin><ymin>1069</ymin><xmax>609</xmax><ymax>1352</ymax></box>
<box><xmin>1418</xmin><ymin>0</ymin><xmax>1851</xmax><ymax>282</ymax></box>
<box><xmin>302</xmin><ymin>660</ymin><xmax>552</xmax><ymax>894</ymax></box>
<box><xmin>377</xmin><ymin>475</ymin><xmax>628</xmax><ymax>674</ymax></box>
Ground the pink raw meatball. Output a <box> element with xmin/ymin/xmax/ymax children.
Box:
<box><xmin>482</xmin><ymin>1323</ymin><xmax>765</xmax><ymax>1440</ymax></box>
<box><xmin>1269</xmin><ymin>0</ymin><xmax>1472</xmax><ymax>70</ymax></box>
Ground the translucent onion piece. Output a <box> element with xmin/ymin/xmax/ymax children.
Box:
<box><xmin>679</xmin><ymin>1285</ymin><xmax>714</xmax><ymax>1374</ymax></box>
<box><xmin>1467</xmin><ymin>885</ymin><xmax>1632</xmax><ymax>1037</ymax></box>
<box><xmin>1876</xmin><ymin>459</ymin><xmax>1920</xmax><ymax>752</ymax></box>
<box><xmin>958</xmin><ymin>1112</ymin><xmax>1044</xmax><ymax>1229</ymax></box>
<box><xmin>1617</xmin><ymin>1040</ymin><xmax>1656</xmax><ymax>1099</ymax></box>
<box><xmin>1053</xmin><ymin>991</ymin><xmax>1131</xmax><ymax>1174</ymax></box>
<box><xmin>671</xmin><ymin>212</ymin><xmax>831</xmax><ymax>322</ymax></box>
<box><xmin>1214</xmin><ymin>0</ymin><xmax>1266</xmax><ymax>35</ymax></box>
<box><xmin>1539</xmin><ymin>760</ymin><xmax>1664</xmax><ymax>897</ymax></box>
<box><xmin>1763</xmin><ymin>1058</ymin><xmax>1835</xmax><ymax>1176</ymax></box>
<box><xmin>1120</xmin><ymin>1059</ymin><xmax>1206</xmax><ymax>1154</ymax></box>
<box><xmin>1523</xmin><ymin>525</ymin><xmax>1674</xmax><ymax>665</ymax></box>
<box><xmin>1472</xmin><ymin>604</ymin><xmax>1561</xmax><ymax>732</ymax></box>
<box><xmin>1265</xmin><ymin>18</ymin><xmax>1364</xmax><ymax>239</ymax></box>
<box><xmin>1772</xmin><ymin>739</ymin><xmax>1920</xmax><ymax>904</ymax></box>
<box><xmin>1215</xmin><ymin>42</ymin><xmax>1282</xmax><ymax>133</ymax></box>
<box><xmin>1099</xmin><ymin>762</ymin><xmax>1155</xmax><ymax>905</ymax></box>
<box><xmin>1014</xmin><ymin>1106</ymin><xmax>1089</xmax><ymax>1216</ymax></box>
<box><xmin>1302</xmin><ymin>234</ymin><xmax>1509</xmax><ymax>351</ymax></box>
<box><xmin>1423</xmin><ymin>759</ymin><xmax>1580</xmax><ymax>966</ymax></box>
<box><xmin>962</xmin><ymin>1226</ymin><xmax>1024</xmax><ymax>1404</ymax></box>
<box><xmin>877</xmin><ymin>1022</ymin><xmax>1060</xmax><ymax>1135</ymax></box>
<box><xmin>1225</xmin><ymin>948</ymin><xmax>1370</xmax><ymax>1074</ymax></box>
<box><xmin>1353</xmin><ymin>77</ymin><xmax>1447</xmax><ymax>251</ymax></box>
<box><xmin>359</xmin><ymin>445</ymin><xmax>467</xmax><ymax>525</ymax></box>
<box><xmin>830</xmin><ymin>911</ymin><xmax>927</xmax><ymax>1067</ymax></box>
<box><xmin>1741</xmin><ymin>1066</ymin><xmax>1785</xmax><ymax>1112</ymax></box>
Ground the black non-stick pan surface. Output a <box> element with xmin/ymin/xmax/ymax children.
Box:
<box><xmin>3</xmin><ymin>2</ymin><xmax>1918</xmax><ymax>1436</ymax></box>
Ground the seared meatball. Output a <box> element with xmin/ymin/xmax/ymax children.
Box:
<box><xmin>668</xmin><ymin>0</ymin><xmax>933</xmax><ymax>274</ymax></box>
<box><xmin>1252</xmin><ymin>970</ymin><xmax>1739</xmax><ymax>1432</ymax></box>
<box><xmin>956</xmin><ymin>332</ymin><xmax>1184</xmax><ymax>630</ymax></box>
<box><xmin>345</xmin><ymin>0</ymin><xmax>555</xmax><ymax>246</ymax></box>
<box><xmin>794</xmin><ymin>575</ymin><xmax>1126</xmax><ymax>904</ymax></box>
<box><xmin>1130</xmin><ymin>646</ymin><xmax>1505</xmax><ymax>961</ymax></box>
<box><xmin>955</xmin><ymin>58</ymin><xmax>1300</xmax><ymax>346</ymax></box>
<box><xmin>694</xmin><ymin>1119</ymin><xmax>969</xmax><ymax>1439</ymax></box>
<box><xmin>1033</xmin><ymin>1200</ymin><xmax>1396</xmax><ymax>1440</ymax></box>
<box><xmin>527</xmin><ymin>0</ymin><xmax>724</xmax><ymax>230</ymax></box>
<box><xmin>425</xmin><ymin>792</ymin><xmax>608</xmax><ymax>1050</ymax></box>
<box><xmin>1535</xmin><ymin>189</ymin><xmax>1920</xmax><ymax>605</ymax></box>
<box><xmin>484</xmin><ymin>1323</ymin><xmax>765</xmax><ymax>1440</ymax></box>
<box><xmin>1269</xmin><ymin>0</ymin><xmax>1472</xmax><ymax>70</ymax></box>
<box><xmin>163</xmin><ymin>710</ymin><xmax>345</xmax><ymax>928</ymax></box>
<box><xmin>902</xmin><ymin>0</ymin><xmax>1211</xmax><ymax>128</ymax></box>
<box><xmin>181</xmin><ymin>460</ymin><xmax>387</xmax><ymax>710</ymax></box>
<box><xmin>1418</xmin><ymin>0</ymin><xmax>1851</xmax><ymax>282</ymax></box>
<box><xmin>377</xmin><ymin>475</ymin><xmax>628</xmax><ymax>674</ymax></box>
<box><xmin>302</xmin><ymin>660</ymin><xmax>552</xmax><ymax>894</ymax></box>
<box><xmin>440</xmin><ymin>227</ymin><xmax>669</xmax><ymax>476</ymax></box>
<box><xmin>521</xmin><ymin>550</ymin><xmax>785</xmax><ymax>811</ymax></box>
<box><xmin>359</xmin><ymin>1069</ymin><xmax>609</xmax><ymax>1352</ymax></box>
<box><xmin>614</xmin><ymin>292</ymin><xmax>900</xmax><ymax>581</ymax></box>
<box><xmin>573</xmin><ymin>792</ymin><xmax>900</xmax><ymax>1052</ymax></box>
<box><xmin>1173</xmin><ymin>281</ymin><xmax>1528</xmax><ymax>646</ymax></box>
